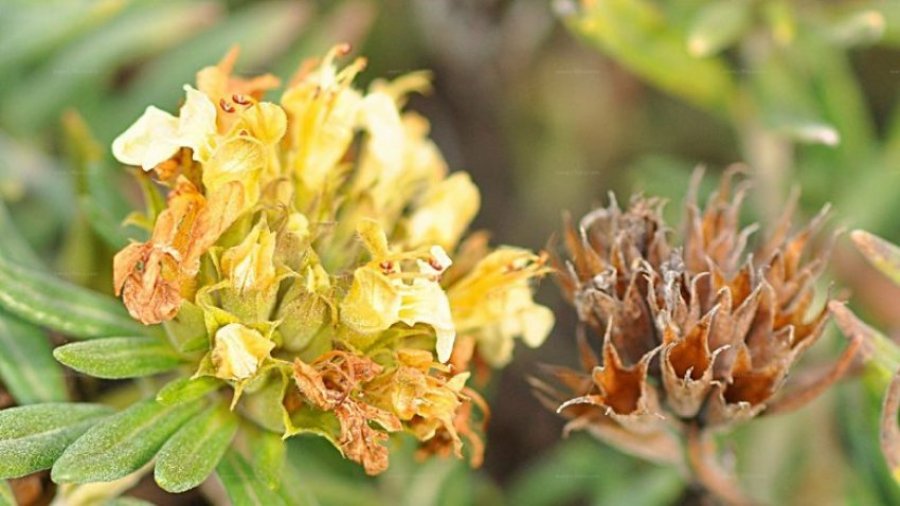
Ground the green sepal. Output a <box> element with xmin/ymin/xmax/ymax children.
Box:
<box><xmin>162</xmin><ymin>300</ymin><xmax>208</xmax><ymax>353</ymax></box>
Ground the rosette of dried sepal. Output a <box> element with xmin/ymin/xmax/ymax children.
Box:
<box><xmin>534</xmin><ymin>169</ymin><xmax>860</xmax><ymax>503</ymax></box>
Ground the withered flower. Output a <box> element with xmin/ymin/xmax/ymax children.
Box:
<box><xmin>292</xmin><ymin>351</ymin><xmax>401</xmax><ymax>475</ymax></box>
<box><xmin>537</xmin><ymin>169</ymin><xmax>859</xmax><ymax>503</ymax></box>
<box><xmin>113</xmin><ymin>178</ymin><xmax>243</xmax><ymax>324</ymax></box>
<box><xmin>365</xmin><ymin>349</ymin><xmax>480</xmax><ymax>464</ymax></box>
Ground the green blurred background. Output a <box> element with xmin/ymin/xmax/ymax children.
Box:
<box><xmin>5</xmin><ymin>0</ymin><xmax>900</xmax><ymax>504</ymax></box>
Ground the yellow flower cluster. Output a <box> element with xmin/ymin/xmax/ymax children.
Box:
<box><xmin>111</xmin><ymin>46</ymin><xmax>553</xmax><ymax>473</ymax></box>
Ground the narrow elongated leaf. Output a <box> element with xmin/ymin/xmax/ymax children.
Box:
<box><xmin>559</xmin><ymin>0</ymin><xmax>736</xmax><ymax>114</ymax></box>
<box><xmin>0</xmin><ymin>199</ymin><xmax>41</xmax><ymax>269</ymax></box>
<box><xmin>0</xmin><ymin>255</ymin><xmax>144</xmax><ymax>338</ymax></box>
<box><xmin>747</xmin><ymin>47</ymin><xmax>839</xmax><ymax>147</ymax></box>
<box><xmin>155</xmin><ymin>404</ymin><xmax>238</xmax><ymax>493</ymax></box>
<box><xmin>2</xmin><ymin>1</ymin><xmax>221</xmax><ymax>134</ymax></box>
<box><xmin>51</xmin><ymin>398</ymin><xmax>203</xmax><ymax>484</ymax></box>
<box><xmin>0</xmin><ymin>480</ymin><xmax>12</xmax><ymax>506</ymax></box>
<box><xmin>881</xmin><ymin>370</ymin><xmax>900</xmax><ymax>484</ymax></box>
<box><xmin>104</xmin><ymin>498</ymin><xmax>155</xmax><ymax>506</ymax></box>
<box><xmin>0</xmin><ymin>0</ymin><xmax>125</xmax><ymax>76</ymax></box>
<box><xmin>54</xmin><ymin>336</ymin><xmax>181</xmax><ymax>379</ymax></box>
<box><xmin>217</xmin><ymin>448</ymin><xmax>286</xmax><ymax>506</ymax></box>
<box><xmin>280</xmin><ymin>438</ymin><xmax>377</xmax><ymax>506</ymax></box>
<box><xmin>0</xmin><ymin>403</ymin><xmax>113</xmax><ymax>479</ymax></box>
<box><xmin>157</xmin><ymin>376</ymin><xmax>222</xmax><ymax>406</ymax></box>
<box><xmin>686</xmin><ymin>0</ymin><xmax>753</xmax><ymax>57</ymax></box>
<box><xmin>0</xmin><ymin>310</ymin><xmax>67</xmax><ymax>403</ymax></box>
<box><xmin>246</xmin><ymin>425</ymin><xmax>286</xmax><ymax>489</ymax></box>
<box><xmin>852</xmin><ymin>230</ymin><xmax>900</xmax><ymax>287</ymax></box>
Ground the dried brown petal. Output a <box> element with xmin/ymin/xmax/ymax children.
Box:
<box><xmin>113</xmin><ymin>178</ymin><xmax>245</xmax><ymax>324</ymax></box>
<box><xmin>291</xmin><ymin>351</ymin><xmax>401</xmax><ymax>475</ymax></box>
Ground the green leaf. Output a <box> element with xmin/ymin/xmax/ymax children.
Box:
<box><xmin>54</xmin><ymin>336</ymin><xmax>181</xmax><ymax>379</ymax></box>
<box><xmin>51</xmin><ymin>398</ymin><xmax>204</xmax><ymax>484</ymax></box>
<box><xmin>80</xmin><ymin>151</ymin><xmax>142</xmax><ymax>250</ymax></box>
<box><xmin>796</xmin><ymin>31</ymin><xmax>875</xmax><ymax>167</ymax></box>
<box><xmin>746</xmin><ymin>46</ymin><xmax>840</xmax><ymax>147</ymax></box>
<box><xmin>0</xmin><ymin>199</ymin><xmax>41</xmax><ymax>269</ymax></box>
<box><xmin>0</xmin><ymin>403</ymin><xmax>113</xmax><ymax>479</ymax></box>
<box><xmin>686</xmin><ymin>0</ymin><xmax>753</xmax><ymax>57</ymax></box>
<box><xmin>560</xmin><ymin>0</ymin><xmax>736</xmax><ymax>114</ymax></box>
<box><xmin>851</xmin><ymin>230</ymin><xmax>900</xmax><ymax>287</ymax></box>
<box><xmin>280</xmin><ymin>438</ymin><xmax>376</xmax><ymax>506</ymax></box>
<box><xmin>0</xmin><ymin>255</ymin><xmax>144</xmax><ymax>339</ymax></box>
<box><xmin>0</xmin><ymin>310</ymin><xmax>67</xmax><ymax>404</ymax></box>
<box><xmin>155</xmin><ymin>403</ymin><xmax>238</xmax><ymax>493</ymax></box>
<box><xmin>0</xmin><ymin>0</ymin><xmax>126</xmax><ymax>77</ymax></box>
<box><xmin>217</xmin><ymin>448</ymin><xmax>286</xmax><ymax>506</ymax></box>
<box><xmin>0</xmin><ymin>480</ymin><xmax>12</xmax><ymax>506</ymax></box>
<box><xmin>1</xmin><ymin>1</ymin><xmax>221</xmax><ymax>135</ymax></box>
<box><xmin>103</xmin><ymin>498</ymin><xmax>156</xmax><ymax>506</ymax></box>
<box><xmin>245</xmin><ymin>424</ymin><xmax>286</xmax><ymax>489</ymax></box>
<box><xmin>157</xmin><ymin>376</ymin><xmax>223</xmax><ymax>406</ymax></box>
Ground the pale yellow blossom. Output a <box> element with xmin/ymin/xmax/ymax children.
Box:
<box><xmin>340</xmin><ymin>224</ymin><xmax>456</xmax><ymax>362</ymax></box>
<box><xmin>405</xmin><ymin>172</ymin><xmax>480</xmax><ymax>251</ymax></box>
<box><xmin>448</xmin><ymin>248</ymin><xmax>553</xmax><ymax>367</ymax></box>
<box><xmin>211</xmin><ymin>323</ymin><xmax>274</xmax><ymax>381</ymax></box>
<box><xmin>112</xmin><ymin>85</ymin><xmax>217</xmax><ymax>171</ymax></box>
<box><xmin>282</xmin><ymin>45</ymin><xmax>365</xmax><ymax>191</ymax></box>
<box><xmin>220</xmin><ymin>220</ymin><xmax>277</xmax><ymax>293</ymax></box>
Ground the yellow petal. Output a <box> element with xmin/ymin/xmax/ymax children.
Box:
<box><xmin>447</xmin><ymin>247</ymin><xmax>553</xmax><ymax>367</ymax></box>
<box><xmin>357</xmin><ymin>219</ymin><xmax>390</xmax><ymax>258</ymax></box>
<box><xmin>211</xmin><ymin>323</ymin><xmax>274</xmax><ymax>380</ymax></box>
<box><xmin>203</xmin><ymin>136</ymin><xmax>267</xmax><ymax>206</ymax></box>
<box><xmin>221</xmin><ymin>220</ymin><xmax>277</xmax><ymax>293</ymax></box>
<box><xmin>111</xmin><ymin>106</ymin><xmax>179</xmax><ymax>170</ymax></box>
<box><xmin>239</xmin><ymin>102</ymin><xmax>288</xmax><ymax>145</ymax></box>
<box><xmin>282</xmin><ymin>47</ymin><xmax>365</xmax><ymax>190</ymax></box>
<box><xmin>178</xmin><ymin>85</ymin><xmax>218</xmax><ymax>160</ymax></box>
<box><xmin>406</xmin><ymin>172</ymin><xmax>480</xmax><ymax>250</ymax></box>
<box><xmin>340</xmin><ymin>267</ymin><xmax>402</xmax><ymax>335</ymax></box>
<box><xmin>398</xmin><ymin>278</ymin><xmax>456</xmax><ymax>362</ymax></box>
<box><xmin>360</xmin><ymin>92</ymin><xmax>404</xmax><ymax>169</ymax></box>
